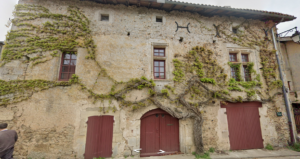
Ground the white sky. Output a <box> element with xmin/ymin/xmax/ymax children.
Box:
<box><xmin>0</xmin><ymin>0</ymin><xmax>299</xmax><ymax>41</ymax></box>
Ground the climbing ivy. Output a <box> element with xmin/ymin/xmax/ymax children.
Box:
<box><xmin>1</xmin><ymin>4</ymin><xmax>96</xmax><ymax>67</ymax></box>
<box><xmin>0</xmin><ymin>4</ymin><xmax>285</xmax><ymax>155</ymax></box>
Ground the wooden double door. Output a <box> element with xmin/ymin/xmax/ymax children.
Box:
<box><xmin>140</xmin><ymin>109</ymin><xmax>180</xmax><ymax>157</ymax></box>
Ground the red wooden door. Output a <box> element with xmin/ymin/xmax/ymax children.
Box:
<box><xmin>85</xmin><ymin>116</ymin><xmax>114</xmax><ymax>159</ymax></box>
<box><xmin>160</xmin><ymin>114</ymin><xmax>180</xmax><ymax>153</ymax></box>
<box><xmin>140</xmin><ymin>109</ymin><xmax>179</xmax><ymax>157</ymax></box>
<box><xmin>221</xmin><ymin>102</ymin><xmax>264</xmax><ymax>150</ymax></box>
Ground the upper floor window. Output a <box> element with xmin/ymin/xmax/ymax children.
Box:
<box><xmin>154</xmin><ymin>48</ymin><xmax>165</xmax><ymax>57</ymax></box>
<box><xmin>101</xmin><ymin>14</ymin><xmax>109</xmax><ymax>21</ymax></box>
<box><xmin>229</xmin><ymin>53</ymin><xmax>237</xmax><ymax>62</ymax></box>
<box><xmin>228</xmin><ymin>50</ymin><xmax>253</xmax><ymax>82</ymax></box>
<box><xmin>156</xmin><ymin>16</ymin><xmax>163</xmax><ymax>23</ymax></box>
<box><xmin>59</xmin><ymin>53</ymin><xmax>77</xmax><ymax>81</ymax></box>
<box><xmin>154</xmin><ymin>60</ymin><xmax>165</xmax><ymax>79</ymax></box>
<box><xmin>242</xmin><ymin>54</ymin><xmax>249</xmax><ymax>62</ymax></box>
<box><xmin>231</xmin><ymin>67</ymin><xmax>238</xmax><ymax>81</ymax></box>
<box><xmin>243</xmin><ymin>66</ymin><xmax>251</xmax><ymax>81</ymax></box>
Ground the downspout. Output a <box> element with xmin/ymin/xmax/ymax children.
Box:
<box><xmin>271</xmin><ymin>26</ymin><xmax>296</xmax><ymax>144</ymax></box>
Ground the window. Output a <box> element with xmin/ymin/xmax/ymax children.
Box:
<box><xmin>243</xmin><ymin>66</ymin><xmax>251</xmax><ymax>81</ymax></box>
<box><xmin>229</xmin><ymin>50</ymin><xmax>253</xmax><ymax>82</ymax></box>
<box><xmin>232</xmin><ymin>28</ymin><xmax>238</xmax><ymax>34</ymax></box>
<box><xmin>59</xmin><ymin>53</ymin><xmax>77</xmax><ymax>81</ymax></box>
<box><xmin>231</xmin><ymin>67</ymin><xmax>238</xmax><ymax>81</ymax></box>
<box><xmin>152</xmin><ymin>44</ymin><xmax>168</xmax><ymax>80</ymax></box>
<box><xmin>153</xmin><ymin>48</ymin><xmax>165</xmax><ymax>79</ymax></box>
<box><xmin>154</xmin><ymin>60</ymin><xmax>165</xmax><ymax>79</ymax></box>
<box><xmin>156</xmin><ymin>16</ymin><xmax>163</xmax><ymax>23</ymax></box>
<box><xmin>242</xmin><ymin>54</ymin><xmax>249</xmax><ymax>62</ymax></box>
<box><xmin>101</xmin><ymin>14</ymin><xmax>109</xmax><ymax>21</ymax></box>
<box><xmin>229</xmin><ymin>53</ymin><xmax>237</xmax><ymax>62</ymax></box>
<box><xmin>154</xmin><ymin>48</ymin><xmax>165</xmax><ymax>57</ymax></box>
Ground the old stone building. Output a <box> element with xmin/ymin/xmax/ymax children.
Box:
<box><xmin>280</xmin><ymin>35</ymin><xmax>300</xmax><ymax>134</ymax></box>
<box><xmin>0</xmin><ymin>0</ymin><xmax>297</xmax><ymax>158</ymax></box>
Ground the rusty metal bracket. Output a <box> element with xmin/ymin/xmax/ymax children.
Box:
<box><xmin>175</xmin><ymin>21</ymin><xmax>190</xmax><ymax>33</ymax></box>
<box><xmin>213</xmin><ymin>24</ymin><xmax>221</xmax><ymax>38</ymax></box>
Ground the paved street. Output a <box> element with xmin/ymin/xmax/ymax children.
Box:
<box><xmin>112</xmin><ymin>149</ymin><xmax>300</xmax><ymax>159</ymax></box>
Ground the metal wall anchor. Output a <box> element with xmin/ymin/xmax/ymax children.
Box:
<box><xmin>175</xmin><ymin>21</ymin><xmax>191</xmax><ymax>33</ymax></box>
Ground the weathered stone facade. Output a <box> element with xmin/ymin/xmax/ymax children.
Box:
<box><xmin>0</xmin><ymin>0</ymin><xmax>294</xmax><ymax>158</ymax></box>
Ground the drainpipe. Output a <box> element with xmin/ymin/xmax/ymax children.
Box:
<box><xmin>271</xmin><ymin>28</ymin><xmax>296</xmax><ymax>144</ymax></box>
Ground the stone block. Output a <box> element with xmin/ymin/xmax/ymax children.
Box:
<box><xmin>112</xmin><ymin>143</ymin><xmax>119</xmax><ymax>157</ymax></box>
<box><xmin>113</xmin><ymin>133</ymin><xmax>123</xmax><ymax>143</ymax></box>
<box><xmin>128</xmin><ymin>137</ymin><xmax>137</xmax><ymax>147</ymax></box>
<box><xmin>3</xmin><ymin>75</ymin><xmax>18</xmax><ymax>80</ymax></box>
<box><xmin>12</xmin><ymin>68</ymin><xmax>24</xmax><ymax>75</ymax></box>
<box><xmin>0</xmin><ymin>108</ymin><xmax>14</xmax><ymax>120</ymax></box>
<box><xmin>0</xmin><ymin>68</ymin><xmax>9</xmax><ymax>75</ymax></box>
<box><xmin>186</xmin><ymin>137</ymin><xmax>193</xmax><ymax>146</ymax></box>
<box><xmin>123</xmin><ymin>150</ymin><xmax>131</xmax><ymax>156</ymax></box>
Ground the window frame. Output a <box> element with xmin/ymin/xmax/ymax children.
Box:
<box><xmin>154</xmin><ymin>48</ymin><xmax>165</xmax><ymax>57</ymax></box>
<box><xmin>228</xmin><ymin>50</ymin><xmax>254</xmax><ymax>82</ymax></box>
<box><xmin>242</xmin><ymin>54</ymin><xmax>249</xmax><ymax>62</ymax></box>
<box><xmin>243</xmin><ymin>65</ymin><xmax>251</xmax><ymax>81</ymax></box>
<box><xmin>58</xmin><ymin>53</ymin><xmax>77</xmax><ymax>81</ymax></box>
<box><xmin>231</xmin><ymin>67</ymin><xmax>238</xmax><ymax>81</ymax></box>
<box><xmin>153</xmin><ymin>60</ymin><xmax>166</xmax><ymax>79</ymax></box>
<box><xmin>151</xmin><ymin>43</ymin><xmax>169</xmax><ymax>80</ymax></box>
<box><xmin>229</xmin><ymin>53</ymin><xmax>238</xmax><ymax>62</ymax></box>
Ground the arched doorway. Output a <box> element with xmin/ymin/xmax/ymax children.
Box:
<box><xmin>140</xmin><ymin>108</ymin><xmax>180</xmax><ymax>157</ymax></box>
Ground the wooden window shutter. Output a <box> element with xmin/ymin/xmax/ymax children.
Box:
<box><xmin>85</xmin><ymin>116</ymin><xmax>114</xmax><ymax>159</ymax></box>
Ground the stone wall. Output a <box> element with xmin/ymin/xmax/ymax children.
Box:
<box><xmin>0</xmin><ymin>0</ymin><xmax>293</xmax><ymax>158</ymax></box>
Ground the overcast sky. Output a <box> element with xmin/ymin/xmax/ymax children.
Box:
<box><xmin>0</xmin><ymin>0</ymin><xmax>299</xmax><ymax>41</ymax></box>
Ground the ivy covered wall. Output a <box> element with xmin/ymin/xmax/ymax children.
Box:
<box><xmin>0</xmin><ymin>0</ymin><xmax>291</xmax><ymax>158</ymax></box>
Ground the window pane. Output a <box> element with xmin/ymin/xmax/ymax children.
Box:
<box><xmin>70</xmin><ymin>60</ymin><xmax>76</xmax><ymax>65</ymax></box>
<box><xmin>230</xmin><ymin>53</ymin><xmax>237</xmax><ymax>62</ymax></box>
<box><xmin>160</xmin><ymin>67</ymin><xmax>164</xmax><ymax>72</ymax></box>
<box><xmin>242</xmin><ymin>54</ymin><xmax>248</xmax><ymax>62</ymax></box>
<box><xmin>61</xmin><ymin>73</ymin><xmax>69</xmax><ymax>79</ymax></box>
<box><xmin>154</xmin><ymin>49</ymin><xmax>159</xmax><ymax>52</ymax></box>
<box><xmin>154</xmin><ymin>53</ymin><xmax>159</xmax><ymax>56</ymax></box>
<box><xmin>160</xmin><ymin>73</ymin><xmax>165</xmax><ymax>78</ymax></box>
<box><xmin>159</xmin><ymin>53</ymin><xmax>164</xmax><ymax>56</ymax></box>
<box><xmin>71</xmin><ymin>54</ymin><xmax>77</xmax><ymax>59</ymax></box>
<box><xmin>70</xmin><ymin>66</ymin><xmax>76</xmax><ymax>73</ymax></box>
<box><xmin>64</xmin><ymin>54</ymin><xmax>71</xmax><ymax>59</ymax></box>
<box><xmin>63</xmin><ymin>60</ymin><xmax>70</xmax><ymax>65</ymax></box>
<box><xmin>62</xmin><ymin>66</ymin><xmax>69</xmax><ymax>72</ymax></box>
<box><xmin>154</xmin><ymin>61</ymin><xmax>159</xmax><ymax>66</ymax></box>
<box><xmin>160</xmin><ymin>50</ymin><xmax>164</xmax><ymax>53</ymax></box>
<box><xmin>155</xmin><ymin>73</ymin><xmax>159</xmax><ymax>78</ymax></box>
<box><xmin>155</xmin><ymin>67</ymin><xmax>159</xmax><ymax>72</ymax></box>
<box><xmin>160</xmin><ymin>61</ymin><xmax>164</xmax><ymax>66</ymax></box>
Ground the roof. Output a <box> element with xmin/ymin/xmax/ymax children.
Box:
<box><xmin>80</xmin><ymin>0</ymin><xmax>296</xmax><ymax>23</ymax></box>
